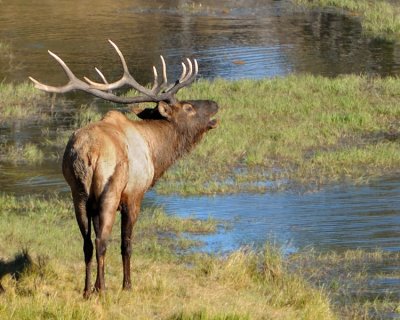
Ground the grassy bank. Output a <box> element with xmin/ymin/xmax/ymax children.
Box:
<box><xmin>0</xmin><ymin>194</ymin><xmax>336</xmax><ymax>319</ymax></box>
<box><xmin>1</xmin><ymin>75</ymin><xmax>400</xmax><ymax>194</ymax></box>
<box><xmin>294</xmin><ymin>0</ymin><xmax>400</xmax><ymax>40</ymax></box>
<box><xmin>157</xmin><ymin>75</ymin><xmax>400</xmax><ymax>194</ymax></box>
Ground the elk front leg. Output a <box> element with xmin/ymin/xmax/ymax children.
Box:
<box><xmin>120</xmin><ymin>196</ymin><xmax>142</xmax><ymax>290</ymax></box>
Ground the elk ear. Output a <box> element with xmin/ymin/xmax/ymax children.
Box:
<box><xmin>158</xmin><ymin>101</ymin><xmax>173</xmax><ymax>119</ymax></box>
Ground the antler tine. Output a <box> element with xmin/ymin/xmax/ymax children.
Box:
<box><xmin>151</xmin><ymin>66</ymin><xmax>158</xmax><ymax>91</ymax></box>
<box><xmin>108</xmin><ymin>39</ymin><xmax>129</xmax><ymax>75</ymax></box>
<box><xmin>179</xmin><ymin>62</ymin><xmax>187</xmax><ymax>83</ymax></box>
<box><xmin>83</xmin><ymin>67</ymin><xmax>108</xmax><ymax>86</ymax></box>
<box><xmin>93</xmin><ymin>67</ymin><xmax>113</xmax><ymax>93</ymax></box>
<box><xmin>29</xmin><ymin>50</ymin><xmax>86</xmax><ymax>93</ymax></box>
<box><xmin>182</xmin><ymin>58</ymin><xmax>193</xmax><ymax>83</ymax></box>
<box><xmin>163</xmin><ymin>58</ymin><xmax>198</xmax><ymax>97</ymax></box>
<box><xmin>84</xmin><ymin>40</ymin><xmax>155</xmax><ymax>97</ymax></box>
<box><xmin>160</xmin><ymin>55</ymin><xmax>167</xmax><ymax>85</ymax></box>
<box><xmin>95</xmin><ymin>67</ymin><xmax>108</xmax><ymax>84</ymax></box>
<box><xmin>150</xmin><ymin>55</ymin><xmax>169</xmax><ymax>94</ymax></box>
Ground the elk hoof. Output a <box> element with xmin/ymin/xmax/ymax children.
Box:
<box><xmin>122</xmin><ymin>283</ymin><xmax>132</xmax><ymax>291</ymax></box>
<box><xmin>83</xmin><ymin>290</ymin><xmax>91</xmax><ymax>299</ymax></box>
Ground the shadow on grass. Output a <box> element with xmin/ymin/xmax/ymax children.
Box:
<box><xmin>0</xmin><ymin>250</ymin><xmax>33</xmax><ymax>293</ymax></box>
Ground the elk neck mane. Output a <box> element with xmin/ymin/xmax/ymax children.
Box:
<box><xmin>135</xmin><ymin>118</ymin><xmax>207</xmax><ymax>182</ymax></box>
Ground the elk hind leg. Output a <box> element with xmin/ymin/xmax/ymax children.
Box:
<box><xmin>93</xmin><ymin>190</ymin><xmax>121</xmax><ymax>293</ymax></box>
<box><xmin>72</xmin><ymin>190</ymin><xmax>93</xmax><ymax>298</ymax></box>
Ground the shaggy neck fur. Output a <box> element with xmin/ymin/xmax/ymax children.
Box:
<box><xmin>137</xmin><ymin>119</ymin><xmax>206</xmax><ymax>184</ymax></box>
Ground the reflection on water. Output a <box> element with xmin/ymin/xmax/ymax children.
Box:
<box><xmin>1</xmin><ymin>0</ymin><xmax>400</xmax><ymax>86</ymax></box>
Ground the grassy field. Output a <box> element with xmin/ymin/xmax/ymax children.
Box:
<box><xmin>294</xmin><ymin>0</ymin><xmax>400</xmax><ymax>40</ymax></box>
<box><xmin>1</xmin><ymin>75</ymin><xmax>400</xmax><ymax>194</ymax></box>
<box><xmin>0</xmin><ymin>194</ymin><xmax>336</xmax><ymax>320</ymax></box>
<box><xmin>158</xmin><ymin>75</ymin><xmax>400</xmax><ymax>194</ymax></box>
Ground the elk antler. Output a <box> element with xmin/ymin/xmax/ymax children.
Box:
<box><xmin>29</xmin><ymin>40</ymin><xmax>198</xmax><ymax>105</ymax></box>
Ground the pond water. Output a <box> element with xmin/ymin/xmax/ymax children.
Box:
<box><xmin>148</xmin><ymin>177</ymin><xmax>400</xmax><ymax>255</ymax></box>
<box><xmin>1</xmin><ymin>0</ymin><xmax>400</xmax><ymax>308</ymax></box>
<box><xmin>1</xmin><ymin>0</ymin><xmax>400</xmax><ymax>85</ymax></box>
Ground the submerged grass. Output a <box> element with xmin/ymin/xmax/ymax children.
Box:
<box><xmin>0</xmin><ymin>143</ymin><xmax>44</xmax><ymax>164</ymax></box>
<box><xmin>291</xmin><ymin>249</ymin><xmax>400</xmax><ymax>319</ymax></box>
<box><xmin>294</xmin><ymin>0</ymin><xmax>400</xmax><ymax>40</ymax></box>
<box><xmin>0</xmin><ymin>194</ymin><xmax>336</xmax><ymax>319</ymax></box>
<box><xmin>0</xmin><ymin>82</ymin><xmax>50</xmax><ymax>120</ymax></box>
<box><xmin>1</xmin><ymin>100</ymin><xmax>98</xmax><ymax>164</ymax></box>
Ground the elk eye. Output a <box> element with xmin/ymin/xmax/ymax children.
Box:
<box><xmin>183</xmin><ymin>104</ymin><xmax>195</xmax><ymax>113</ymax></box>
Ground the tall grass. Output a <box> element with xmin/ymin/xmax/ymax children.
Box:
<box><xmin>0</xmin><ymin>194</ymin><xmax>336</xmax><ymax>319</ymax></box>
<box><xmin>294</xmin><ymin>0</ymin><xmax>400</xmax><ymax>40</ymax></box>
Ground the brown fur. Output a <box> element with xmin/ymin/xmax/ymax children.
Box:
<box><xmin>62</xmin><ymin>100</ymin><xmax>218</xmax><ymax>297</ymax></box>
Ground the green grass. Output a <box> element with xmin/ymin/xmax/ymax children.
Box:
<box><xmin>73</xmin><ymin>104</ymin><xmax>103</xmax><ymax>128</ymax></box>
<box><xmin>155</xmin><ymin>75</ymin><xmax>400</xmax><ymax>194</ymax></box>
<box><xmin>0</xmin><ymin>82</ymin><xmax>50</xmax><ymax>120</ymax></box>
<box><xmin>294</xmin><ymin>0</ymin><xmax>400</xmax><ymax>40</ymax></box>
<box><xmin>0</xmin><ymin>193</ymin><xmax>336</xmax><ymax>319</ymax></box>
<box><xmin>0</xmin><ymin>143</ymin><xmax>44</xmax><ymax>164</ymax></box>
<box><xmin>2</xmin><ymin>75</ymin><xmax>400</xmax><ymax>191</ymax></box>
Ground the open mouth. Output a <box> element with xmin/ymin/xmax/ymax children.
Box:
<box><xmin>208</xmin><ymin>118</ymin><xmax>219</xmax><ymax>129</ymax></box>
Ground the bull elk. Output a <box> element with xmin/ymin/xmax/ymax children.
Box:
<box><xmin>29</xmin><ymin>40</ymin><xmax>219</xmax><ymax>297</ymax></box>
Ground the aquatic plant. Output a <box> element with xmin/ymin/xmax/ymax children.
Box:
<box><xmin>0</xmin><ymin>143</ymin><xmax>44</xmax><ymax>164</ymax></box>
<box><xmin>0</xmin><ymin>82</ymin><xmax>49</xmax><ymax>121</ymax></box>
<box><xmin>294</xmin><ymin>0</ymin><xmax>400</xmax><ymax>40</ymax></box>
<box><xmin>291</xmin><ymin>248</ymin><xmax>400</xmax><ymax>319</ymax></box>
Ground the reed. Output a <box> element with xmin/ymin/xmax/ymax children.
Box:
<box><xmin>294</xmin><ymin>0</ymin><xmax>400</xmax><ymax>40</ymax></box>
